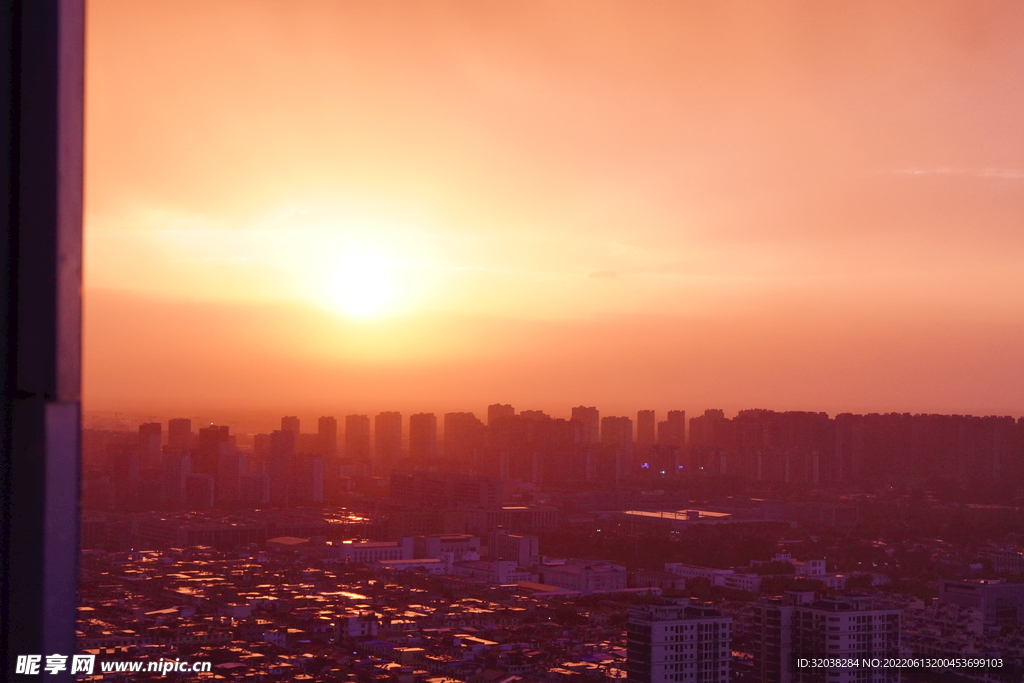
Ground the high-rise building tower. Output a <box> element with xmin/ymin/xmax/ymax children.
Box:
<box><xmin>751</xmin><ymin>592</ymin><xmax>900</xmax><ymax>683</ymax></box>
<box><xmin>658</xmin><ymin>410</ymin><xmax>686</xmax><ymax>448</ymax></box>
<box><xmin>488</xmin><ymin>404</ymin><xmax>515</xmax><ymax>425</ymax></box>
<box><xmin>658</xmin><ymin>410</ymin><xmax>686</xmax><ymax>471</ymax></box>
<box><xmin>444</xmin><ymin>412</ymin><xmax>485</xmax><ymax>469</ymax></box>
<box><xmin>281</xmin><ymin>415</ymin><xmax>300</xmax><ymax>436</ymax></box>
<box><xmin>627</xmin><ymin>601</ymin><xmax>731</xmax><ymax>683</ymax></box>
<box><xmin>292</xmin><ymin>453</ymin><xmax>325</xmax><ymax>504</ymax></box>
<box><xmin>601</xmin><ymin>416</ymin><xmax>634</xmax><ymax>447</ymax></box>
<box><xmin>750</xmin><ymin>591</ymin><xmax>805</xmax><ymax>683</ymax></box>
<box><xmin>191</xmin><ymin>424</ymin><xmax>239</xmax><ymax>507</ymax></box>
<box><xmin>168</xmin><ymin>418</ymin><xmax>193</xmax><ymax>450</ymax></box>
<box><xmin>160</xmin><ymin>448</ymin><xmax>190</xmax><ymax>508</ymax></box>
<box><xmin>374</xmin><ymin>412</ymin><xmax>402</xmax><ymax>473</ymax></box>
<box><xmin>689</xmin><ymin>410</ymin><xmax>727</xmax><ymax>447</ymax></box>
<box><xmin>108</xmin><ymin>448</ymin><xmax>141</xmax><ymax>511</ymax></box>
<box><xmin>268</xmin><ymin>429</ymin><xmax>295</xmax><ymax>507</ymax></box>
<box><xmin>138</xmin><ymin>422</ymin><xmax>162</xmax><ymax>469</ymax></box>
<box><xmin>345</xmin><ymin>415</ymin><xmax>371</xmax><ymax>461</ymax></box>
<box><xmin>184</xmin><ymin>473</ymin><xmax>215</xmax><ymax>509</ymax></box>
<box><xmin>215</xmin><ymin>448</ymin><xmax>243</xmax><ymax>507</ymax></box>
<box><xmin>601</xmin><ymin>416</ymin><xmax>634</xmax><ymax>482</ymax></box>
<box><xmin>239</xmin><ymin>472</ymin><xmax>269</xmax><ymax>506</ymax></box>
<box><xmin>637</xmin><ymin>410</ymin><xmax>656</xmax><ymax>454</ymax></box>
<box><xmin>195</xmin><ymin>425</ymin><xmax>231</xmax><ymax>476</ymax></box>
<box><xmin>645</xmin><ymin>445</ymin><xmax>681</xmax><ymax>474</ymax></box>
<box><xmin>571</xmin><ymin>406</ymin><xmax>600</xmax><ymax>445</ymax></box>
<box><xmin>318</xmin><ymin>416</ymin><xmax>337</xmax><ymax>456</ymax></box>
<box><xmin>253</xmin><ymin>433</ymin><xmax>271</xmax><ymax>460</ymax></box>
<box><xmin>409</xmin><ymin>413</ymin><xmax>437</xmax><ymax>463</ymax></box>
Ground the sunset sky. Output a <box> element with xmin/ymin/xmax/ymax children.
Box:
<box><xmin>84</xmin><ymin>0</ymin><xmax>1024</xmax><ymax>425</ymax></box>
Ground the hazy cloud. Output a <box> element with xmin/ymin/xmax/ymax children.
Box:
<box><xmin>588</xmin><ymin>270</ymin><xmax>618</xmax><ymax>279</ymax></box>
<box><xmin>890</xmin><ymin>167</ymin><xmax>1024</xmax><ymax>180</ymax></box>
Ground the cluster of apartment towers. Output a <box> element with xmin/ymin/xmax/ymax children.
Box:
<box><xmin>131</xmin><ymin>406</ymin><xmax>684</xmax><ymax>509</ymax></box>
<box><xmin>242</xmin><ymin>406</ymin><xmax>686</xmax><ymax>467</ymax></box>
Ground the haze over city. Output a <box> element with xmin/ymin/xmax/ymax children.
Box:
<box><xmin>60</xmin><ymin>5</ymin><xmax>1024</xmax><ymax>682</ymax></box>
<box><xmin>84</xmin><ymin>0</ymin><xmax>1024</xmax><ymax>418</ymax></box>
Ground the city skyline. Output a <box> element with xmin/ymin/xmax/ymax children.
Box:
<box><xmin>84</xmin><ymin>404</ymin><xmax>1024</xmax><ymax>492</ymax></box>
<box><xmin>53</xmin><ymin>4</ymin><xmax>1024</xmax><ymax>680</ymax></box>
<box><xmin>83</xmin><ymin>398</ymin><xmax>1024</xmax><ymax>438</ymax></box>
<box><xmin>83</xmin><ymin>0</ymin><xmax>1024</xmax><ymax>418</ymax></box>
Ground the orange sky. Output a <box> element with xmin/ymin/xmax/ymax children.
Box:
<box><xmin>84</xmin><ymin>0</ymin><xmax>1024</xmax><ymax>424</ymax></box>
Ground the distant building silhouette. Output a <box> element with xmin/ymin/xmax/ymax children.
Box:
<box><xmin>600</xmin><ymin>416</ymin><xmax>633</xmax><ymax>483</ymax></box>
<box><xmin>408</xmin><ymin>413</ymin><xmax>437</xmax><ymax>463</ymax></box>
<box><xmin>688</xmin><ymin>409</ymin><xmax>726</xmax><ymax>447</ymax></box>
<box><xmin>644</xmin><ymin>444</ymin><xmax>682</xmax><ymax>474</ymax></box>
<box><xmin>108</xmin><ymin>446</ymin><xmax>141</xmax><ymax>510</ymax></box>
<box><xmin>239</xmin><ymin>472</ymin><xmax>269</xmax><ymax>506</ymax></box>
<box><xmin>184</xmin><ymin>473</ymin><xmax>214</xmax><ymax>509</ymax></box>
<box><xmin>601</xmin><ymin>415</ymin><xmax>633</xmax><ymax>448</ymax></box>
<box><xmin>487</xmin><ymin>403</ymin><xmax>515</xmax><ymax>425</ymax></box>
<box><xmin>292</xmin><ymin>453</ymin><xmax>325</xmax><ymax>504</ymax></box>
<box><xmin>636</xmin><ymin>409</ymin><xmax>655</xmax><ymax>468</ymax></box>
<box><xmin>657</xmin><ymin>410</ymin><xmax>686</xmax><ymax>470</ymax></box>
<box><xmin>138</xmin><ymin>422</ymin><xmax>162</xmax><ymax>469</ymax></box>
<box><xmin>374</xmin><ymin>411</ymin><xmax>402</xmax><ymax>474</ymax></box>
<box><xmin>444</xmin><ymin>412</ymin><xmax>486</xmax><ymax>470</ymax></box>
<box><xmin>658</xmin><ymin>410</ymin><xmax>686</xmax><ymax>447</ymax></box>
<box><xmin>195</xmin><ymin>425</ymin><xmax>231</xmax><ymax>477</ymax></box>
<box><xmin>215</xmin><ymin>447</ymin><xmax>243</xmax><ymax>508</ymax></box>
<box><xmin>636</xmin><ymin>410</ymin><xmax>655</xmax><ymax>448</ymax></box>
<box><xmin>487</xmin><ymin>410</ymin><xmax>579</xmax><ymax>483</ymax></box>
<box><xmin>571</xmin><ymin>406</ymin><xmax>600</xmax><ymax>445</ymax></box>
<box><xmin>78</xmin><ymin>405</ymin><xmax>1024</xmax><ymax>515</ymax></box>
<box><xmin>391</xmin><ymin>471</ymin><xmax>506</xmax><ymax>508</ymax></box>
<box><xmin>268</xmin><ymin>429</ymin><xmax>295</xmax><ymax>507</ymax></box>
<box><xmin>317</xmin><ymin>415</ymin><xmax>337</xmax><ymax>456</ymax></box>
<box><xmin>281</xmin><ymin>415</ymin><xmax>300</xmax><ymax>435</ymax></box>
<box><xmin>167</xmin><ymin>418</ymin><xmax>193</xmax><ymax>450</ymax></box>
<box><xmin>253</xmin><ymin>433</ymin><xmax>271</xmax><ymax>460</ymax></box>
<box><xmin>160</xmin><ymin>447</ymin><xmax>190</xmax><ymax>508</ymax></box>
<box><xmin>345</xmin><ymin>414</ymin><xmax>370</xmax><ymax>462</ymax></box>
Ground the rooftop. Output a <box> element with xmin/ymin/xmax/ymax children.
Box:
<box><xmin>621</xmin><ymin>509</ymin><xmax>732</xmax><ymax>520</ymax></box>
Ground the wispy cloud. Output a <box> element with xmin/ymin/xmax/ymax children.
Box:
<box><xmin>186</xmin><ymin>256</ymin><xmax>254</xmax><ymax>265</ymax></box>
<box><xmin>890</xmin><ymin>167</ymin><xmax>1024</xmax><ymax>180</ymax></box>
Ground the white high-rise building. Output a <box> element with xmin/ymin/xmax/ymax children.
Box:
<box><xmin>752</xmin><ymin>592</ymin><xmax>901</xmax><ymax>683</ymax></box>
<box><xmin>627</xmin><ymin>601</ymin><xmax>731</xmax><ymax>683</ymax></box>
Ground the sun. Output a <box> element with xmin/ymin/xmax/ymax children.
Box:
<box><xmin>328</xmin><ymin>254</ymin><xmax>399</xmax><ymax>319</ymax></box>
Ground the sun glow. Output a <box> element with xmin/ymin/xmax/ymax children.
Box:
<box><xmin>327</xmin><ymin>253</ymin><xmax>400</xmax><ymax>319</ymax></box>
